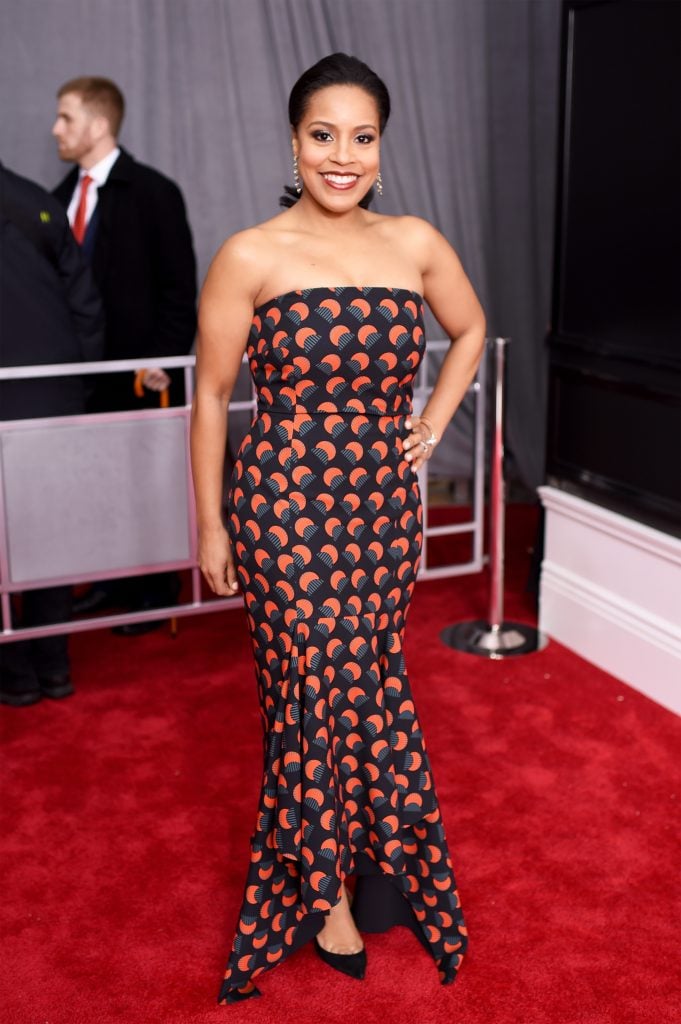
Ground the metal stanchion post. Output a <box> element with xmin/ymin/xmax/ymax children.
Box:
<box><xmin>441</xmin><ymin>337</ymin><xmax>547</xmax><ymax>659</ymax></box>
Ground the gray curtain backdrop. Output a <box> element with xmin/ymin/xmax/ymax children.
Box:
<box><xmin>1</xmin><ymin>0</ymin><xmax>561</xmax><ymax>489</ymax></box>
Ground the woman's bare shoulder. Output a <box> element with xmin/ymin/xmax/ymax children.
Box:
<box><xmin>210</xmin><ymin>223</ymin><xmax>270</xmax><ymax>266</ymax></box>
<box><xmin>204</xmin><ymin>221</ymin><xmax>284</xmax><ymax>295</ymax></box>
<box><xmin>214</xmin><ymin>209</ymin><xmax>303</xmax><ymax>262</ymax></box>
<box><xmin>376</xmin><ymin>213</ymin><xmax>446</xmax><ymax>246</ymax></box>
<box><xmin>371</xmin><ymin>214</ymin><xmax>455</xmax><ymax>278</ymax></box>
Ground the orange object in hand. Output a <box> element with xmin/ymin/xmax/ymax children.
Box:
<box><xmin>134</xmin><ymin>369</ymin><xmax>169</xmax><ymax>407</ymax></box>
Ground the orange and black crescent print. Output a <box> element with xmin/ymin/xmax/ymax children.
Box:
<box><xmin>219</xmin><ymin>287</ymin><xmax>467</xmax><ymax>1003</ymax></box>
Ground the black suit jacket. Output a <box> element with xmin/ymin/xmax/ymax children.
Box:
<box><xmin>0</xmin><ymin>164</ymin><xmax>104</xmax><ymax>420</ymax></box>
<box><xmin>53</xmin><ymin>148</ymin><xmax>197</xmax><ymax>409</ymax></box>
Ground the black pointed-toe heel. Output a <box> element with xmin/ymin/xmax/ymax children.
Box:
<box><xmin>222</xmin><ymin>983</ymin><xmax>261</xmax><ymax>1004</ymax></box>
<box><xmin>314</xmin><ymin>938</ymin><xmax>367</xmax><ymax>980</ymax></box>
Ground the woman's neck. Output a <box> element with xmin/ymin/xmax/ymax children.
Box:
<box><xmin>289</xmin><ymin>194</ymin><xmax>370</xmax><ymax>234</ymax></box>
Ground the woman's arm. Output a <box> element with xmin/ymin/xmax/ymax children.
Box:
<box><xmin>401</xmin><ymin>218</ymin><xmax>487</xmax><ymax>470</ymax></box>
<box><xmin>190</xmin><ymin>234</ymin><xmax>262</xmax><ymax>595</ymax></box>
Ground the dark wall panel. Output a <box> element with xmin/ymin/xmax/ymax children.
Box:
<box><xmin>547</xmin><ymin>0</ymin><xmax>681</xmax><ymax>534</ymax></box>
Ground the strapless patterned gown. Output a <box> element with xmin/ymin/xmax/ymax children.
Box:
<box><xmin>218</xmin><ymin>286</ymin><xmax>467</xmax><ymax>1003</ymax></box>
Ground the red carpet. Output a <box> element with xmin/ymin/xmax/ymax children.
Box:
<box><xmin>1</xmin><ymin>507</ymin><xmax>679</xmax><ymax>1024</ymax></box>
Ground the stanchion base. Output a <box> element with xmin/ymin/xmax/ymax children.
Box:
<box><xmin>441</xmin><ymin>620</ymin><xmax>548</xmax><ymax>659</ymax></box>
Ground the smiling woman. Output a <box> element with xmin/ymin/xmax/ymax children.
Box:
<box><xmin>280</xmin><ymin>53</ymin><xmax>389</xmax><ymax>211</ymax></box>
<box><xmin>190</xmin><ymin>51</ymin><xmax>486</xmax><ymax>1005</ymax></box>
<box><xmin>294</xmin><ymin>93</ymin><xmax>380</xmax><ymax>203</ymax></box>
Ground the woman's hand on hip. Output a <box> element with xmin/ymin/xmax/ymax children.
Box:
<box><xmin>403</xmin><ymin>415</ymin><xmax>439</xmax><ymax>472</ymax></box>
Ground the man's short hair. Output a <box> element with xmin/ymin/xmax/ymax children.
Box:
<box><xmin>57</xmin><ymin>77</ymin><xmax>125</xmax><ymax>137</ymax></box>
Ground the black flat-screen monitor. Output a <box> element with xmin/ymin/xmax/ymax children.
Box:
<box><xmin>547</xmin><ymin>0</ymin><xmax>680</xmax><ymax>533</ymax></box>
<box><xmin>553</xmin><ymin>0</ymin><xmax>680</xmax><ymax>367</ymax></box>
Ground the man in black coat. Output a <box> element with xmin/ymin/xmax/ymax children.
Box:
<box><xmin>0</xmin><ymin>162</ymin><xmax>104</xmax><ymax>706</ymax></box>
<box><xmin>52</xmin><ymin>76</ymin><xmax>197</xmax><ymax>412</ymax></box>
<box><xmin>52</xmin><ymin>77</ymin><xmax>197</xmax><ymax>630</ymax></box>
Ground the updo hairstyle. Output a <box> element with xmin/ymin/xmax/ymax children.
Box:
<box><xmin>280</xmin><ymin>52</ymin><xmax>391</xmax><ymax>209</ymax></box>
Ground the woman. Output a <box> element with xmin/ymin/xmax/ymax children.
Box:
<box><xmin>191</xmin><ymin>53</ymin><xmax>486</xmax><ymax>1004</ymax></box>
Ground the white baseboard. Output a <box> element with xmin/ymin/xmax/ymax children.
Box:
<box><xmin>538</xmin><ymin>487</ymin><xmax>681</xmax><ymax>716</ymax></box>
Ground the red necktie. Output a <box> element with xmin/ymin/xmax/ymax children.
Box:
<box><xmin>72</xmin><ymin>174</ymin><xmax>93</xmax><ymax>244</ymax></box>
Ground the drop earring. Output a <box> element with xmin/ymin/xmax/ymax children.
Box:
<box><xmin>293</xmin><ymin>154</ymin><xmax>302</xmax><ymax>194</ymax></box>
<box><xmin>376</xmin><ymin>171</ymin><xmax>383</xmax><ymax>197</ymax></box>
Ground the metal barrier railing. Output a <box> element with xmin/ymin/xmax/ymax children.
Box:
<box><xmin>0</xmin><ymin>345</ymin><xmax>486</xmax><ymax>643</ymax></box>
<box><xmin>415</xmin><ymin>339</ymin><xmax>486</xmax><ymax>579</ymax></box>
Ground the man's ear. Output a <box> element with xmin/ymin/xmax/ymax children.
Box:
<box><xmin>91</xmin><ymin>113</ymin><xmax>113</xmax><ymax>142</ymax></box>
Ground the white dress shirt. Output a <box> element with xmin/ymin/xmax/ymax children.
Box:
<box><xmin>67</xmin><ymin>146</ymin><xmax>121</xmax><ymax>229</ymax></box>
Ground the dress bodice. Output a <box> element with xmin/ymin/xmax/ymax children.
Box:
<box><xmin>247</xmin><ymin>286</ymin><xmax>425</xmax><ymax>417</ymax></box>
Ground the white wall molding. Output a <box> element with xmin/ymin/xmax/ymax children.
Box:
<box><xmin>541</xmin><ymin>561</ymin><xmax>681</xmax><ymax>660</ymax></box>
<box><xmin>538</xmin><ymin>487</ymin><xmax>681</xmax><ymax>716</ymax></box>
<box><xmin>539</xmin><ymin>487</ymin><xmax>681</xmax><ymax>565</ymax></box>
